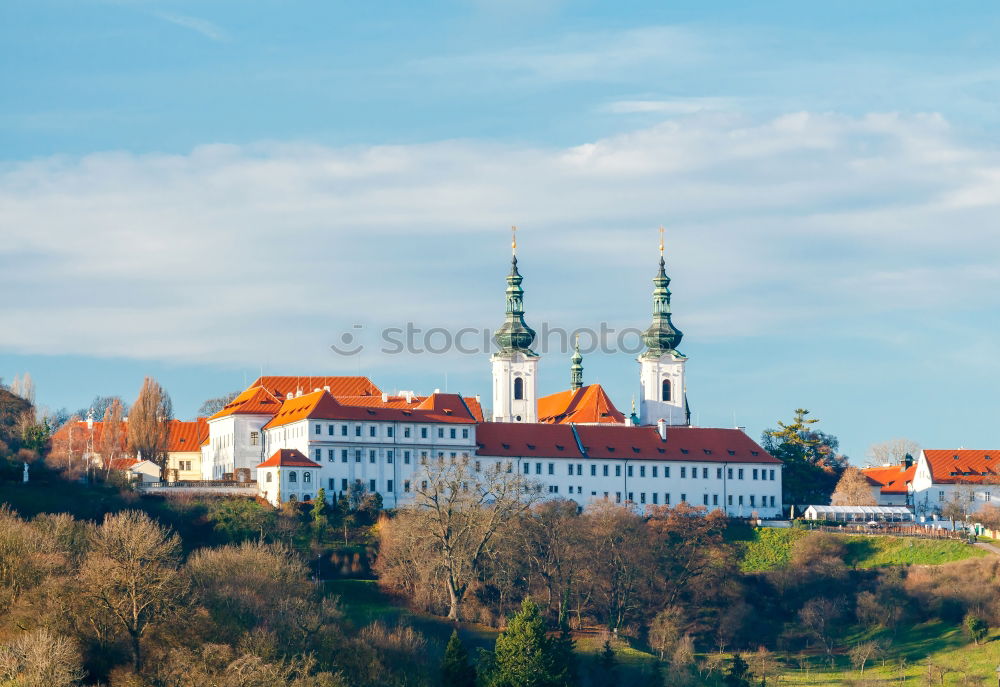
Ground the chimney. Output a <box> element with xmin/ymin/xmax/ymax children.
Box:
<box><xmin>86</xmin><ymin>408</ymin><xmax>94</xmax><ymax>430</ymax></box>
<box><xmin>286</xmin><ymin>392</ymin><xmax>293</xmax><ymax>400</ymax></box>
<box><xmin>295</xmin><ymin>388</ymin><xmax>302</xmax><ymax>398</ymax></box>
<box><xmin>381</xmin><ymin>392</ymin><xmax>389</xmax><ymax>403</ymax></box>
<box><xmin>314</xmin><ymin>388</ymin><xmax>321</xmax><ymax>393</ymax></box>
<box><xmin>434</xmin><ymin>388</ymin><xmax>441</xmax><ymax>394</ymax></box>
<box><xmin>323</xmin><ymin>385</ymin><xmax>330</xmax><ymax>392</ymax></box>
<box><xmin>657</xmin><ymin>418</ymin><xmax>667</xmax><ymax>441</ymax></box>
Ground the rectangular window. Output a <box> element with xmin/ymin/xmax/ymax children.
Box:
<box><xmin>341</xmin><ymin>450</ymin><xmax>348</xmax><ymax>463</ymax></box>
<box><xmin>523</xmin><ymin>463</ymin><xmax>530</xmax><ymax>474</ymax></box>
<box><xmin>712</xmin><ymin>494</ymin><xmax>718</xmax><ymax>506</ymax></box>
<box><xmin>717</xmin><ymin>468</ymin><xmax>722</xmax><ymax>479</ymax></box>
<box><xmin>681</xmin><ymin>493</ymin><xmax>687</xmax><ymax>503</ymax></box>
<box><xmin>341</xmin><ymin>478</ymin><xmax>348</xmax><ymax>490</ymax></box>
<box><xmin>738</xmin><ymin>495</ymin><xmax>744</xmax><ymax>505</ymax></box>
<box><xmin>314</xmin><ymin>448</ymin><xmax>321</xmax><ymax>461</ymax></box>
<box><xmin>328</xmin><ymin>425</ymin><xmax>334</xmax><ymax>436</ymax></box>
<box><xmin>369</xmin><ymin>479</ymin><xmax>377</xmax><ymax>492</ymax></box>
<box><xmin>404</xmin><ymin>451</ymin><xmax>411</xmax><ymax>464</ymax></box>
<box><xmin>627</xmin><ymin>466</ymin><xmax>634</xmax><ymax>477</ymax></box>
<box><xmin>355</xmin><ymin>425</ymin><xmax>362</xmax><ymax>437</ymax></box>
<box><xmin>370</xmin><ymin>426</ymin><xmax>377</xmax><ymax>438</ymax></box>
<box><xmin>652</xmin><ymin>466</ymin><xmax>658</xmax><ymax>478</ymax></box>
<box><xmin>404</xmin><ymin>426</ymin><xmax>411</xmax><ymax>438</ymax></box>
<box><xmin>450</xmin><ymin>428</ymin><xmax>457</xmax><ymax>439</ymax></box>
<box><xmin>547</xmin><ymin>463</ymin><xmax>554</xmax><ymax>475</ymax></box>
<box><xmin>387</xmin><ymin>479</ymin><xmax>394</xmax><ymax>492</ymax></box>
<box><xmin>615</xmin><ymin>465</ymin><xmax>621</xmax><ymax>477</ymax></box>
<box><xmin>328</xmin><ymin>478</ymin><xmax>335</xmax><ymax>490</ymax></box>
<box><xmin>770</xmin><ymin>495</ymin><xmax>775</xmax><ymax>507</ymax></box>
<box><xmin>616</xmin><ymin>492</ymin><xmax>621</xmax><ymax>503</ymax></box>
<box><xmin>421</xmin><ymin>427</ymin><xmax>428</xmax><ymax>439</ymax></box>
<box><xmin>567</xmin><ymin>464</ymin><xmax>574</xmax><ymax>476</ymax></box>
<box><xmin>250</xmin><ymin>431</ymin><xmax>259</xmax><ymax>446</ymax></box>
<box><xmin>328</xmin><ymin>449</ymin><xmax>335</xmax><ymax>462</ymax></box>
<box><xmin>577</xmin><ymin>463</ymin><xmax>582</xmax><ymax>475</ymax></box>
<box><xmin>628</xmin><ymin>492</ymin><xmax>634</xmax><ymax>502</ymax></box>
<box><xmin>769</xmin><ymin>469</ymin><xmax>775</xmax><ymax>480</ymax></box>
<box><xmin>590</xmin><ymin>465</ymin><xmax>596</xmax><ymax>477</ymax></box>
<box><xmin>738</xmin><ymin>469</ymin><xmax>745</xmax><ymax>480</ymax></box>
<box><xmin>640</xmin><ymin>493</ymin><xmax>646</xmax><ymax>504</ymax></box>
<box><xmin>387</xmin><ymin>450</ymin><xmax>394</xmax><ymax>464</ymax></box>
<box><xmin>315</xmin><ymin>424</ymin><xmax>321</xmax><ymax>435</ymax></box>
<box><xmin>438</xmin><ymin>428</ymin><xmax>444</xmax><ymax>438</ymax></box>
<box><xmin>403</xmin><ymin>480</ymin><xmax>411</xmax><ymax>492</ymax></box>
<box><xmin>420</xmin><ymin>451</ymin><xmax>428</xmax><ymax>465</ymax></box>
<box><xmin>728</xmin><ymin>494</ymin><xmax>733</xmax><ymax>506</ymax></box>
<box><xmin>703</xmin><ymin>468</ymin><xmax>708</xmax><ymax>479</ymax></box>
<box><xmin>369</xmin><ymin>450</ymin><xmax>376</xmax><ymax>463</ymax></box>
<box><xmin>652</xmin><ymin>493</ymin><xmax>659</xmax><ymax>504</ymax></box>
<box><xmin>639</xmin><ymin>466</ymin><xmax>646</xmax><ymax>478</ymax></box>
<box><xmin>750</xmin><ymin>495</ymin><xmax>756</xmax><ymax>506</ymax></box>
<box><xmin>703</xmin><ymin>494</ymin><xmax>709</xmax><ymax>506</ymax></box>
<box><xmin>665</xmin><ymin>466</ymin><xmax>670</xmax><ymax>478</ymax></box>
<box><xmin>387</xmin><ymin>426</ymin><xmax>394</xmax><ymax>438</ymax></box>
<box><xmin>666</xmin><ymin>493</ymin><xmax>671</xmax><ymax>504</ymax></box>
<box><xmin>939</xmin><ymin>491</ymin><xmax>945</xmax><ymax>501</ymax></box>
<box><xmin>355</xmin><ymin>450</ymin><xmax>361</xmax><ymax>463</ymax></box>
<box><xmin>727</xmin><ymin>468</ymin><xmax>733</xmax><ymax>479</ymax></box>
<box><xmin>680</xmin><ymin>467</ymin><xmax>687</xmax><ymax>478</ymax></box>
<box><xmin>462</xmin><ymin>428</ymin><xmax>469</xmax><ymax>439</ymax></box>
<box><xmin>421</xmin><ymin>480</ymin><xmax>428</xmax><ymax>491</ymax></box>
<box><xmin>603</xmin><ymin>465</ymin><xmax>609</xmax><ymax>477</ymax></box>
<box><xmin>753</xmin><ymin>469</ymin><xmax>759</xmax><ymax>480</ymax></box>
<box><xmin>475</xmin><ymin>461</ymin><xmax>481</xmax><ymax>472</ymax></box>
<box><xmin>535</xmin><ymin>463</ymin><xmax>542</xmax><ymax>475</ymax></box>
<box><xmin>341</xmin><ymin>425</ymin><xmax>347</xmax><ymax>436</ymax></box>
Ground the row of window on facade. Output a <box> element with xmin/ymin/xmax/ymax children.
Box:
<box><xmin>937</xmin><ymin>490</ymin><xmax>993</xmax><ymax>502</ymax></box>
<box><xmin>309</xmin><ymin>447</ymin><xmax>473</xmax><ymax>465</ymax></box>
<box><xmin>244</xmin><ymin>423</ymin><xmax>472</xmax><ymax>447</ymax></box>
<box><xmin>525</xmin><ymin>462</ymin><xmax>778</xmax><ymax>481</ymax></box>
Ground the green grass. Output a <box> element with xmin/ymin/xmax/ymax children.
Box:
<box><xmin>729</xmin><ymin>526</ymin><xmax>988</xmax><ymax>572</ymax></box>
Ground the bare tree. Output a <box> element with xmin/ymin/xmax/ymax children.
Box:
<box><xmin>866</xmin><ymin>438</ymin><xmax>920</xmax><ymax>466</ymax></box>
<box><xmin>830</xmin><ymin>467</ymin><xmax>878</xmax><ymax>506</ymax></box>
<box><xmin>127</xmin><ymin>376</ymin><xmax>173</xmax><ymax>470</ymax></box>
<box><xmin>80</xmin><ymin>510</ymin><xmax>185</xmax><ymax>670</ymax></box>
<box><xmin>395</xmin><ymin>456</ymin><xmax>537</xmax><ymax>621</ymax></box>
<box><xmin>197</xmin><ymin>391</ymin><xmax>240</xmax><ymax>417</ymax></box>
<box><xmin>99</xmin><ymin>398</ymin><xmax>126</xmax><ymax>475</ymax></box>
<box><xmin>799</xmin><ymin>597</ymin><xmax>843</xmax><ymax>655</ymax></box>
<box><xmin>9</xmin><ymin>373</ymin><xmax>35</xmax><ymax>406</ymax></box>
<box><xmin>941</xmin><ymin>489</ymin><xmax>972</xmax><ymax>529</ymax></box>
<box><xmin>648</xmin><ymin>606</ymin><xmax>684</xmax><ymax>660</ymax></box>
<box><xmin>849</xmin><ymin>640</ymin><xmax>881</xmax><ymax>675</ymax></box>
<box><xmin>0</xmin><ymin>628</ymin><xmax>84</xmax><ymax>687</ymax></box>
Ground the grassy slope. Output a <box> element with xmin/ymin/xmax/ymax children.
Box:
<box><xmin>730</xmin><ymin>526</ymin><xmax>986</xmax><ymax>573</ymax></box>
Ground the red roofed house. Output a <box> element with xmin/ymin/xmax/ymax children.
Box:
<box><xmin>257</xmin><ymin>448</ymin><xmax>323</xmax><ymax>506</ymax></box>
<box><xmin>860</xmin><ymin>462</ymin><xmax>916</xmax><ymax>507</ymax></box>
<box><xmin>165</xmin><ymin>418</ymin><xmax>208</xmax><ymax>481</ymax></box>
<box><xmin>911</xmin><ymin>449</ymin><xmax>1000</xmax><ymax>518</ymax></box>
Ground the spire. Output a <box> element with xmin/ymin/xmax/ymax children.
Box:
<box><xmin>570</xmin><ymin>334</ymin><xmax>583</xmax><ymax>390</ymax></box>
<box><xmin>629</xmin><ymin>396</ymin><xmax>640</xmax><ymax>426</ymax></box>
<box><xmin>494</xmin><ymin>230</ymin><xmax>537</xmax><ymax>355</ymax></box>
<box><xmin>641</xmin><ymin>228</ymin><xmax>684</xmax><ymax>358</ymax></box>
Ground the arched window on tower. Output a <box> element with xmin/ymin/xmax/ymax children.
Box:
<box><xmin>662</xmin><ymin>379</ymin><xmax>671</xmax><ymax>402</ymax></box>
<box><xmin>514</xmin><ymin>377</ymin><xmax>524</xmax><ymax>400</ymax></box>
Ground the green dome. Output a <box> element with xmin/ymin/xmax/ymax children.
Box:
<box><xmin>494</xmin><ymin>256</ymin><xmax>537</xmax><ymax>353</ymax></box>
<box><xmin>641</xmin><ymin>256</ymin><xmax>683</xmax><ymax>355</ymax></box>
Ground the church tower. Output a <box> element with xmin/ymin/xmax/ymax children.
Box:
<box><xmin>638</xmin><ymin>230</ymin><xmax>690</xmax><ymax>426</ymax></box>
<box><xmin>492</xmin><ymin>229</ymin><xmax>540</xmax><ymax>423</ymax></box>
<box><xmin>570</xmin><ymin>336</ymin><xmax>583</xmax><ymax>391</ymax></box>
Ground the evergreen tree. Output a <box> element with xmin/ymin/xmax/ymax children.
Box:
<box><xmin>311</xmin><ymin>488</ymin><xmax>329</xmax><ymax>524</ymax></box>
<box><xmin>550</xmin><ymin>617</ymin><xmax>577</xmax><ymax>686</ymax></box>
<box><xmin>724</xmin><ymin>654</ymin><xmax>753</xmax><ymax>687</ymax></box>
<box><xmin>593</xmin><ymin>640</ymin><xmax>617</xmax><ymax>687</ymax></box>
<box><xmin>441</xmin><ymin>629</ymin><xmax>477</xmax><ymax>687</ymax></box>
<box><xmin>488</xmin><ymin>598</ymin><xmax>566</xmax><ymax>687</ymax></box>
<box><xmin>762</xmin><ymin>409</ymin><xmax>847</xmax><ymax>508</ymax></box>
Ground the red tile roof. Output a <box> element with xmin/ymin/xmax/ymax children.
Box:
<box><xmin>475</xmin><ymin>423</ymin><xmax>584</xmax><ymax>459</ymax></box>
<box><xmin>257</xmin><ymin>448</ymin><xmax>322</xmax><ymax>469</ymax></box>
<box><xmin>261</xmin><ymin>390</ymin><xmax>478</xmax><ymax>430</ymax></box>
<box><xmin>538</xmin><ymin>385</ymin><xmax>625</xmax><ymax>425</ymax></box>
<box><xmin>476</xmin><ymin>423</ymin><xmax>778</xmax><ymax>464</ymax></box>
<box><xmin>209</xmin><ymin>386</ymin><xmax>282</xmax><ymax>420</ymax></box>
<box><xmin>249</xmin><ymin>376</ymin><xmax>381</xmax><ymax>399</ymax></box>
<box><xmin>861</xmin><ymin>464</ymin><xmax>916</xmax><ymax>495</ymax></box>
<box><xmin>167</xmin><ymin>418</ymin><xmax>208</xmax><ymax>452</ymax></box>
<box><xmin>922</xmin><ymin>449</ymin><xmax>1000</xmax><ymax>484</ymax></box>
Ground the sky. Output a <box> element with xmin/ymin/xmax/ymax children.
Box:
<box><xmin>2</xmin><ymin>1</ymin><xmax>1000</xmax><ymax>463</ymax></box>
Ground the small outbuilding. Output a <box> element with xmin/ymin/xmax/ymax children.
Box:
<box><xmin>803</xmin><ymin>505</ymin><xmax>914</xmax><ymax>523</ymax></box>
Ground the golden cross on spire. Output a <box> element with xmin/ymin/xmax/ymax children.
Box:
<box><xmin>511</xmin><ymin>225</ymin><xmax>518</xmax><ymax>255</ymax></box>
<box><xmin>659</xmin><ymin>225</ymin><xmax>665</xmax><ymax>256</ymax></box>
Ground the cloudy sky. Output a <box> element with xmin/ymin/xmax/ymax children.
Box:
<box><xmin>2</xmin><ymin>1</ymin><xmax>999</xmax><ymax>461</ymax></box>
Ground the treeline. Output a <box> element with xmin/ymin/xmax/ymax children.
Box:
<box><xmin>0</xmin><ymin>505</ymin><xmax>438</xmax><ymax>686</ymax></box>
<box><xmin>378</xmin><ymin>493</ymin><xmax>999</xmax><ymax>685</ymax></box>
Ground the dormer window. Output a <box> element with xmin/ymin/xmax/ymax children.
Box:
<box><xmin>680</xmin><ymin>449</ymin><xmax>689</xmax><ymax>454</ymax></box>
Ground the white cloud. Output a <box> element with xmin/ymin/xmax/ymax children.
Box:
<box><xmin>153</xmin><ymin>11</ymin><xmax>228</xmax><ymax>42</ymax></box>
<box><xmin>1</xmin><ymin>111</ymin><xmax>999</xmax><ymax>372</ymax></box>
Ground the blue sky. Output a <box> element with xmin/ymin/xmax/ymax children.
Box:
<box><xmin>3</xmin><ymin>1</ymin><xmax>1000</xmax><ymax>462</ymax></box>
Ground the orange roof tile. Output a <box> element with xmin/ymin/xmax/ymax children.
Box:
<box><xmin>922</xmin><ymin>449</ymin><xmax>1000</xmax><ymax>484</ymax></box>
<box><xmin>258</xmin><ymin>448</ymin><xmax>322</xmax><ymax>469</ymax></box>
<box><xmin>261</xmin><ymin>390</ymin><xmax>478</xmax><ymax>430</ymax></box>
<box><xmin>209</xmin><ymin>386</ymin><xmax>282</xmax><ymax>420</ymax></box>
<box><xmin>476</xmin><ymin>423</ymin><xmax>778</xmax><ymax>464</ymax></box>
<box><xmin>167</xmin><ymin>418</ymin><xmax>208</xmax><ymax>452</ymax></box>
<box><xmin>249</xmin><ymin>376</ymin><xmax>381</xmax><ymax>399</ymax></box>
<box><xmin>538</xmin><ymin>385</ymin><xmax>625</xmax><ymax>425</ymax></box>
<box><xmin>861</xmin><ymin>464</ymin><xmax>916</xmax><ymax>495</ymax></box>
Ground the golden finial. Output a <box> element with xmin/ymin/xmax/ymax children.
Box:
<box><xmin>511</xmin><ymin>225</ymin><xmax>518</xmax><ymax>255</ymax></box>
<box><xmin>658</xmin><ymin>225</ymin><xmax>665</xmax><ymax>256</ymax></box>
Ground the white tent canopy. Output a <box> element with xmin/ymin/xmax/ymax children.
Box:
<box><xmin>803</xmin><ymin>505</ymin><xmax>914</xmax><ymax>522</ymax></box>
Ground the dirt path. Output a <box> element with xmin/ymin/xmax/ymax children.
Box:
<box><xmin>974</xmin><ymin>541</ymin><xmax>1000</xmax><ymax>555</ymax></box>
